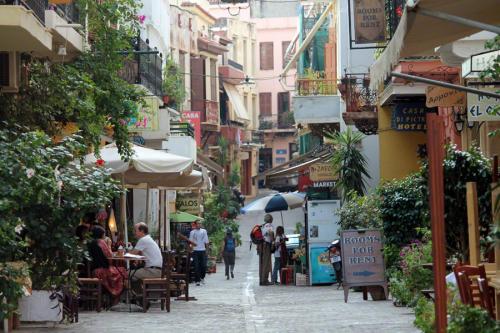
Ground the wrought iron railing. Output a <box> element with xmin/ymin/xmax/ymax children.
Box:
<box><xmin>118</xmin><ymin>38</ymin><xmax>163</xmax><ymax>97</ymax></box>
<box><xmin>52</xmin><ymin>2</ymin><xmax>79</xmax><ymax>24</ymax></box>
<box><xmin>386</xmin><ymin>0</ymin><xmax>406</xmax><ymax>39</ymax></box>
<box><xmin>278</xmin><ymin>111</ymin><xmax>295</xmax><ymax>129</ymax></box>
<box><xmin>338</xmin><ymin>74</ymin><xmax>377</xmax><ymax>113</ymax></box>
<box><xmin>2</xmin><ymin>0</ymin><xmax>49</xmax><ymax>24</ymax></box>
<box><xmin>170</xmin><ymin>122</ymin><xmax>194</xmax><ymax>138</ymax></box>
<box><xmin>296</xmin><ymin>78</ymin><xmax>338</xmax><ymax>96</ymax></box>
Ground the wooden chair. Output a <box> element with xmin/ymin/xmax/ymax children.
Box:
<box><xmin>457</xmin><ymin>272</ymin><xmax>474</xmax><ymax>306</ymax></box>
<box><xmin>78</xmin><ymin>278</ymin><xmax>103</xmax><ymax>312</ymax></box>
<box><xmin>453</xmin><ymin>264</ymin><xmax>487</xmax><ymax>307</ymax></box>
<box><xmin>170</xmin><ymin>251</ymin><xmax>192</xmax><ymax>301</ymax></box>
<box><xmin>141</xmin><ymin>251</ymin><xmax>171</xmax><ymax>312</ymax></box>
<box><xmin>477</xmin><ymin>277</ymin><xmax>495</xmax><ymax>319</ymax></box>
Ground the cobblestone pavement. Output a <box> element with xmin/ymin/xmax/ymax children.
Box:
<box><xmin>18</xmin><ymin>205</ymin><xmax>419</xmax><ymax>333</ymax></box>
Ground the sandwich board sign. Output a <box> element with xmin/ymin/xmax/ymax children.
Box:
<box><xmin>341</xmin><ymin>229</ymin><xmax>388</xmax><ymax>302</ymax></box>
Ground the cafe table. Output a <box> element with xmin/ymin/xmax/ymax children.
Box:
<box><xmin>487</xmin><ymin>277</ymin><xmax>500</xmax><ymax>320</ymax></box>
<box><xmin>107</xmin><ymin>253</ymin><xmax>147</xmax><ymax>312</ymax></box>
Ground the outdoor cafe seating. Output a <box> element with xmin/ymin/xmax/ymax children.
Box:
<box><xmin>453</xmin><ymin>263</ymin><xmax>496</xmax><ymax>319</ymax></box>
<box><xmin>76</xmin><ymin>250</ymin><xmax>195</xmax><ymax>313</ymax></box>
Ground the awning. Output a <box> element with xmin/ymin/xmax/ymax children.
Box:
<box><xmin>222</xmin><ymin>82</ymin><xmax>250</xmax><ymax>124</ymax></box>
<box><xmin>267</xmin><ymin>156</ymin><xmax>323</xmax><ymax>179</ymax></box>
<box><xmin>370</xmin><ymin>0</ymin><xmax>500</xmax><ymax>90</ymax></box>
<box><xmin>196</xmin><ymin>152</ymin><xmax>224</xmax><ymax>176</ymax></box>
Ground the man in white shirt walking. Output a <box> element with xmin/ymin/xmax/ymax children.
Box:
<box><xmin>189</xmin><ymin>220</ymin><xmax>209</xmax><ymax>286</ymax></box>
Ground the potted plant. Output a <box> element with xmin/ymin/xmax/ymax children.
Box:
<box><xmin>163</xmin><ymin>56</ymin><xmax>186</xmax><ymax>109</ymax></box>
<box><xmin>0</xmin><ymin>129</ymin><xmax>121</xmax><ymax>324</ymax></box>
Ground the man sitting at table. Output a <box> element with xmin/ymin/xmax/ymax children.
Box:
<box><xmin>129</xmin><ymin>222</ymin><xmax>163</xmax><ymax>282</ymax></box>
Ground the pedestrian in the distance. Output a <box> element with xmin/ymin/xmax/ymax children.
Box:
<box><xmin>272</xmin><ymin>226</ymin><xmax>286</xmax><ymax>285</ymax></box>
<box><xmin>189</xmin><ymin>220</ymin><xmax>209</xmax><ymax>286</ymax></box>
<box><xmin>222</xmin><ymin>229</ymin><xmax>236</xmax><ymax>280</ymax></box>
<box><xmin>258</xmin><ymin>214</ymin><xmax>274</xmax><ymax>286</ymax></box>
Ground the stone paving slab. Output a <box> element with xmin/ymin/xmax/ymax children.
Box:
<box><xmin>16</xmin><ymin>211</ymin><xmax>419</xmax><ymax>333</ymax></box>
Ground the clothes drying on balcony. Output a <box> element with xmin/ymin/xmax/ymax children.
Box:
<box><xmin>222</xmin><ymin>82</ymin><xmax>250</xmax><ymax>124</ymax></box>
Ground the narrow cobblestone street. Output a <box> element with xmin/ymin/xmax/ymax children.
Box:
<box><xmin>19</xmin><ymin>209</ymin><xmax>418</xmax><ymax>333</ymax></box>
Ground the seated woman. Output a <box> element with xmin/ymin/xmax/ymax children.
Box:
<box><xmin>88</xmin><ymin>226</ymin><xmax>126</xmax><ymax>304</ymax></box>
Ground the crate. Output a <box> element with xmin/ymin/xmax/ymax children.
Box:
<box><xmin>295</xmin><ymin>273</ymin><xmax>308</xmax><ymax>286</ymax></box>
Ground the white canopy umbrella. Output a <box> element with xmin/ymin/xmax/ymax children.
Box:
<box><xmin>84</xmin><ymin>143</ymin><xmax>199</xmax><ymax>247</ymax></box>
<box><xmin>84</xmin><ymin>142</ymin><xmax>193</xmax><ymax>178</ymax></box>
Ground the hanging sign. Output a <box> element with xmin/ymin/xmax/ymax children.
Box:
<box><xmin>353</xmin><ymin>0</ymin><xmax>386</xmax><ymax>44</ymax></box>
<box><xmin>128</xmin><ymin>96</ymin><xmax>160</xmax><ymax>131</ymax></box>
<box><xmin>309</xmin><ymin>163</ymin><xmax>338</xmax><ymax>182</ymax></box>
<box><xmin>391</xmin><ymin>102</ymin><xmax>430</xmax><ymax>132</ymax></box>
<box><xmin>467</xmin><ymin>87</ymin><xmax>500</xmax><ymax>121</ymax></box>
<box><xmin>312</xmin><ymin>181</ymin><xmax>336</xmax><ymax>188</ymax></box>
<box><xmin>176</xmin><ymin>193</ymin><xmax>200</xmax><ymax>215</ymax></box>
<box><xmin>182</xmin><ymin>111</ymin><xmax>201</xmax><ymax>146</ymax></box>
<box><xmin>341</xmin><ymin>229</ymin><xmax>387</xmax><ymax>302</ymax></box>
<box><xmin>425</xmin><ymin>86</ymin><xmax>466</xmax><ymax>108</ymax></box>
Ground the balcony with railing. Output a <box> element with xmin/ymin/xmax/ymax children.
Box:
<box><xmin>119</xmin><ymin>38</ymin><xmax>163</xmax><ymax>97</ymax></box>
<box><xmin>1</xmin><ymin>0</ymin><xmax>48</xmax><ymax>24</ymax></box>
<box><xmin>293</xmin><ymin>72</ymin><xmax>341</xmax><ymax>125</ymax></box>
<box><xmin>258</xmin><ymin>115</ymin><xmax>295</xmax><ymax>132</ymax></box>
<box><xmin>340</xmin><ymin>74</ymin><xmax>378</xmax><ymax>135</ymax></box>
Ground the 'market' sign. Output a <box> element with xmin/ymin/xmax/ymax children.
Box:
<box><xmin>341</xmin><ymin>229</ymin><xmax>387</xmax><ymax>302</ymax></box>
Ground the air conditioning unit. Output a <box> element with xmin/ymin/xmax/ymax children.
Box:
<box><xmin>0</xmin><ymin>52</ymin><xmax>20</xmax><ymax>93</ymax></box>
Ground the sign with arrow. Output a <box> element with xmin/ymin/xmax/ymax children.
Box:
<box><xmin>341</xmin><ymin>229</ymin><xmax>387</xmax><ymax>302</ymax></box>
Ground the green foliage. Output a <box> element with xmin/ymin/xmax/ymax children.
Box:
<box><xmin>0</xmin><ymin>128</ymin><xmax>121</xmax><ymax>314</ymax></box>
<box><xmin>229</xmin><ymin>164</ymin><xmax>241</xmax><ymax>188</ymax></box>
<box><xmin>337</xmin><ymin>190</ymin><xmax>382</xmax><ymax>231</ymax></box>
<box><xmin>389</xmin><ymin>231</ymin><xmax>433</xmax><ymax>306</ymax></box>
<box><xmin>203</xmin><ymin>186</ymin><xmax>242</xmax><ymax>259</ymax></box>
<box><xmin>378</xmin><ymin>173</ymin><xmax>429</xmax><ymax>248</ymax></box>
<box><xmin>480</xmin><ymin>35</ymin><xmax>500</xmax><ymax>82</ymax></box>
<box><xmin>448</xmin><ymin>303</ymin><xmax>500</xmax><ymax>333</ymax></box>
<box><xmin>414</xmin><ymin>297</ymin><xmax>435</xmax><ymax>333</ymax></box>
<box><xmin>163</xmin><ymin>56</ymin><xmax>186</xmax><ymax>109</ymax></box>
<box><xmin>0</xmin><ymin>0</ymin><xmax>144</xmax><ymax>160</ymax></box>
<box><xmin>325</xmin><ymin>127</ymin><xmax>371</xmax><ymax>197</ymax></box>
<box><xmin>422</xmin><ymin>145</ymin><xmax>492</xmax><ymax>259</ymax></box>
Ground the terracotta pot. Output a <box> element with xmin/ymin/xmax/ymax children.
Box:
<box><xmin>368</xmin><ymin>286</ymin><xmax>387</xmax><ymax>301</ymax></box>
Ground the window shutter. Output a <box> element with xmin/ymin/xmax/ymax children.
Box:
<box><xmin>190</xmin><ymin>57</ymin><xmax>206</xmax><ymax>116</ymax></box>
<box><xmin>259</xmin><ymin>92</ymin><xmax>272</xmax><ymax>116</ymax></box>
<box><xmin>259</xmin><ymin>42</ymin><xmax>274</xmax><ymax>70</ymax></box>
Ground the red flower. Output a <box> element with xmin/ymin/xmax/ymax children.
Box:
<box><xmin>396</xmin><ymin>5</ymin><xmax>403</xmax><ymax>17</ymax></box>
<box><xmin>96</xmin><ymin>159</ymin><xmax>105</xmax><ymax>167</ymax></box>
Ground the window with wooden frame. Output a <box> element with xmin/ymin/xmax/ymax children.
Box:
<box><xmin>259</xmin><ymin>42</ymin><xmax>274</xmax><ymax>70</ymax></box>
<box><xmin>259</xmin><ymin>92</ymin><xmax>272</xmax><ymax>116</ymax></box>
<box><xmin>277</xmin><ymin>92</ymin><xmax>290</xmax><ymax>114</ymax></box>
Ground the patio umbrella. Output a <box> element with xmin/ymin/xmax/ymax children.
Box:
<box><xmin>83</xmin><ymin>143</ymin><xmax>197</xmax><ymax>246</ymax></box>
<box><xmin>241</xmin><ymin>192</ymin><xmax>306</xmax><ymax>226</ymax></box>
<box><xmin>170</xmin><ymin>211</ymin><xmax>204</xmax><ymax>223</ymax></box>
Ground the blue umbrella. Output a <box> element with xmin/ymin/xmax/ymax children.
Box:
<box><xmin>241</xmin><ymin>192</ymin><xmax>305</xmax><ymax>226</ymax></box>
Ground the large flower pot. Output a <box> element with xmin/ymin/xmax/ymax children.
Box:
<box><xmin>19</xmin><ymin>290</ymin><xmax>62</xmax><ymax>323</ymax></box>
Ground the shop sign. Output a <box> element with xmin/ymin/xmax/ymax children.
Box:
<box><xmin>467</xmin><ymin>87</ymin><xmax>500</xmax><ymax>121</ymax></box>
<box><xmin>128</xmin><ymin>96</ymin><xmax>160</xmax><ymax>132</ymax></box>
<box><xmin>353</xmin><ymin>0</ymin><xmax>386</xmax><ymax>44</ymax></box>
<box><xmin>341</xmin><ymin>229</ymin><xmax>387</xmax><ymax>302</ymax></box>
<box><xmin>310</xmin><ymin>163</ymin><xmax>338</xmax><ymax>182</ymax></box>
<box><xmin>391</xmin><ymin>102</ymin><xmax>429</xmax><ymax>132</ymax></box>
<box><xmin>182</xmin><ymin>111</ymin><xmax>201</xmax><ymax>146</ymax></box>
<box><xmin>462</xmin><ymin>50</ymin><xmax>500</xmax><ymax>78</ymax></box>
<box><xmin>312</xmin><ymin>181</ymin><xmax>336</xmax><ymax>188</ymax></box>
<box><xmin>425</xmin><ymin>86</ymin><xmax>466</xmax><ymax>108</ymax></box>
<box><xmin>176</xmin><ymin>193</ymin><xmax>200</xmax><ymax>215</ymax></box>
<box><xmin>276</xmin><ymin>149</ymin><xmax>287</xmax><ymax>155</ymax></box>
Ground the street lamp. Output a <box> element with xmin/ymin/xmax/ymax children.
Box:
<box><xmin>453</xmin><ymin>109</ymin><xmax>465</xmax><ymax>133</ymax></box>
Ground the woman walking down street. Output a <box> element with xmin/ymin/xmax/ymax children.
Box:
<box><xmin>272</xmin><ymin>226</ymin><xmax>286</xmax><ymax>285</ymax></box>
<box><xmin>258</xmin><ymin>214</ymin><xmax>274</xmax><ymax>286</ymax></box>
<box><xmin>222</xmin><ymin>229</ymin><xmax>236</xmax><ymax>280</ymax></box>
